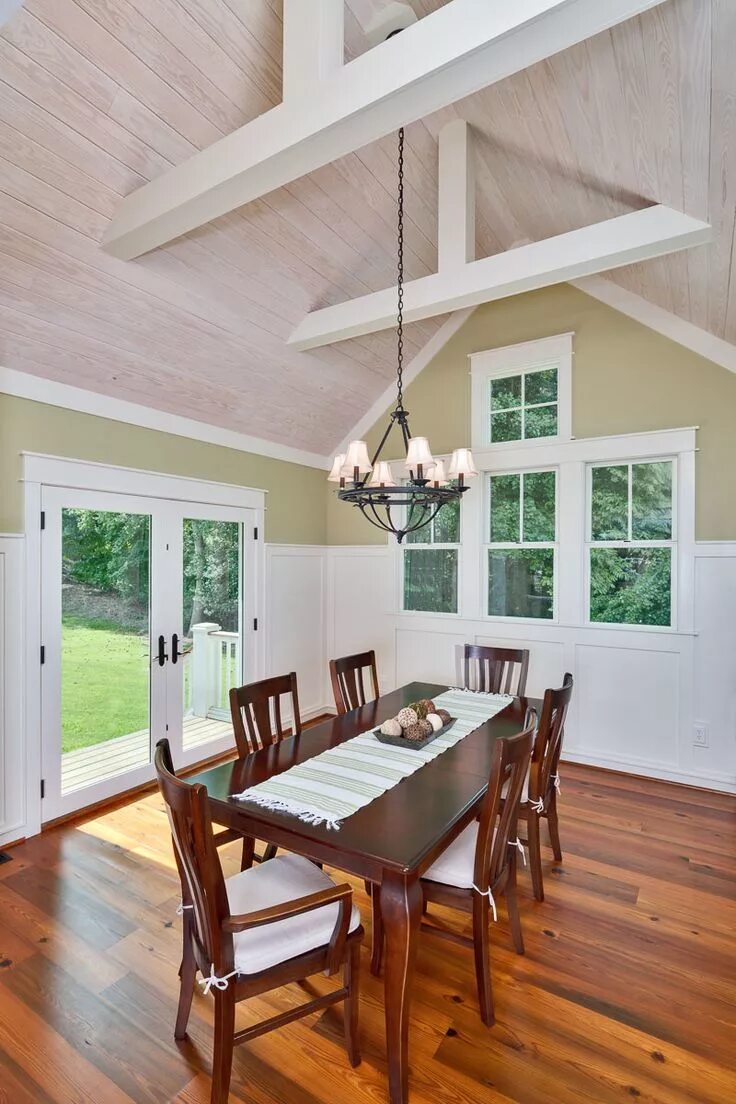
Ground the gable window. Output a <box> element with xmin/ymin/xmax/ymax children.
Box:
<box><xmin>587</xmin><ymin>460</ymin><xmax>675</xmax><ymax>627</ymax></box>
<box><xmin>402</xmin><ymin>496</ymin><xmax>460</xmax><ymax>614</ymax></box>
<box><xmin>486</xmin><ymin>469</ymin><xmax>556</xmax><ymax>620</ymax></box>
<box><xmin>489</xmin><ymin>365</ymin><xmax>558</xmax><ymax>443</ymax></box>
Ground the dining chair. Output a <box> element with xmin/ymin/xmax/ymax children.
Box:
<box><xmin>375</xmin><ymin>716</ymin><xmax>534</xmax><ymax>1027</ymax></box>
<box><xmin>517</xmin><ymin>673</ymin><xmax>573</xmax><ymax>901</ymax></box>
<box><xmin>155</xmin><ymin>739</ymin><xmax>362</xmax><ymax>1104</ymax></box>
<box><xmin>463</xmin><ymin>644</ymin><xmax>530</xmax><ymax>697</ymax></box>
<box><xmin>229</xmin><ymin>672</ymin><xmax>303</xmax><ymax>864</ymax></box>
<box><xmin>329</xmin><ymin>650</ymin><xmax>380</xmax><ymax>715</ymax></box>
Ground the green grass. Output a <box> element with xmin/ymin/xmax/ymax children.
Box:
<box><xmin>61</xmin><ymin>615</ymin><xmax>150</xmax><ymax>753</ymax></box>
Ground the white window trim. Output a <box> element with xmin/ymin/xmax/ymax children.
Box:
<box><xmin>484</xmin><ymin>466</ymin><xmax>559</xmax><ymax>625</ymax></box>
<box><xmin>470</xmin><ymin>333</ymin><xmax>573</xmax><ymax>450</ymax></box>
<box><xmin>585</xmin><ymin>456</ymin><xmax>678</xmax><ymax>631</ymax></box>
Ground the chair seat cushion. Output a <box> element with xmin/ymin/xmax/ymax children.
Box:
<box><xmin>226</xmin><ymin>853</ymin><xmax>360</xmax><ymax>976</ymax></box>
<box><xmin>423</xmin><ymin>822</ymin><xmax>482</xmax><ymax>889</ymax></box>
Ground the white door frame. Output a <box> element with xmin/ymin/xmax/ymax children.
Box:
<box><xmin>23</xmin><ymin>453</ymin><xmax>266</xmax><ymax>832</ymax></box>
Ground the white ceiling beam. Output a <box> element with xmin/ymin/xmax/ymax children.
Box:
<box><xmin>288</xmin><ymin>206</ymin><xmax>712</xmax><ymax>349</ymax></box>
<box><xmin>102</xmin><ymin>0</ymin><xmax>668</xmax><ymax>260</ymax></box>
<box><xmin>438</xmin><ymin>119</ymin><xmax>475</xmax><ymax>271</ymax></box>
<box><xmin>282</xmin><ymin>0</ymin><xmax>344</xmax><ymax>103</ymax></box>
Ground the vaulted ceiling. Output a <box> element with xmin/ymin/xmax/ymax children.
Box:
<box><xmin>0</xmin><ymin>0</ymin><xmax>733</xmax><ymax>455</ymax></box>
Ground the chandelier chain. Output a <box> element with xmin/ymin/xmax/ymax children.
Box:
<box><xmin>396</xmin><ymin>126</ymin><xmax>405</xmax><ymax>412</ymax></box>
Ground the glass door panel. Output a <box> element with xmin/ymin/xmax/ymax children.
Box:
<box><xmin>181</xmin><ymin>518</ymin><xmax>242</xmax><ymax>751</ymax></box>
<box><xmin>60</xmin><ymin>507</ymin><xmax>152</xmax><ymax>795</ymax></box>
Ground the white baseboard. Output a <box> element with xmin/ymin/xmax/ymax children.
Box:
<box><xmin>561</xmin><ymin>749</ymin><xmax>736</xmax><ymax>795</ymax></box>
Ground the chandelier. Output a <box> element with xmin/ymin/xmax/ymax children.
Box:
<box><xmin>328</xmin><ymin>127</ymin><xmax>477</xmax><ymax>543</ymax></box>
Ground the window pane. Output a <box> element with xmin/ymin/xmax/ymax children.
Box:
<box><xmin>589</xmin><ymin>548</ymin><xmax>671</xmax><ymax>626</ymax></box>
<box><xmin>491</xmin><ymin>409</ymin><xmax>522</xmax><ymax>443</ymax></box>
<box><xmin>632</xmin><ymin>462</ymin><xmax>673</xmax><ymax>540</ymax></box>
<box><xmin>404</xmin><ymin>549</ymin><xmax>458</xmax><ymax>613</ymax></box>
<box><xmin>524</xmin><ymin>404</ymin><xmax>557</xmax><ymax>439</ymax></box>
<box><xmin>405</xmin><ymin>495</ymin><xmax>460</xmax><ymax>544</ymax></box>
<box><xmin>488</xmin><ymin>549</ymin><xmax>554</xmax><ymax>619</ymax></box>
<box><xmin>489</xmin><ymin>474</ymin><xmax>520</xmax><ymax>542</ymax></box>
<box><xmin>490</xmin><ymin>374</ymin><xmax>521</xmax><ymax>411</ymax></box>
<box><xmin>523</xmin><ymin>471</ymin><xmax>556</xmax><ymax>542</ymax></box>
<box><xmin>591</xmin><ymin>465</ymin><xmax>628</xmax><ymax>540</ymax></box>
<box><xmin>525</xmin><ymin>367</ymin><xmax>557</xmax><ymax>405</ymax></box>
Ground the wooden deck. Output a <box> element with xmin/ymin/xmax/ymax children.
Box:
<box><xmin>0</xmin><ymin>763</ymin><xmax>734</xmax><ymax>1103</ymax></box>
<box><xmin>61</xmin><ymin>715</ymin><xmax>232</xmax><ymax>794</ymax></box>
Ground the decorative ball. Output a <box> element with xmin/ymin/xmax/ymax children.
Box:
<box><xmin>403</xmin><ymin>722</ymin><xmax>427</xmax><ymax>742</ymax></box>
<box><xmin>418</xmin><ymin>719</ymin><xmax>433</xmax><ymax>736</ymax></box>
<box><xmin>380</xmin><ymin>718</ymin><xmax>402</xmax><ymax>737</ymax></box>
<box><xmin>411</xmin><ymin>699</ymin><xmax>428</xmax><ymax>720</ymax></box>
<box><xmin>397</xmin><ymin>707</ymin><xmax>418</xmax><ymax>729</ymax></box>
<box><xmin>421</xmin><ymin>699</ymin><xmax>436</xmax><ymax>715</ymax></box>
<box><xmin>426</xmin><ymin>712</ymin><xmax>443</xmax><ymax>732</ymax></box>
<box><xmin>436</xmin><ymin>708</ymin><xmax>452</xmax><ymax>725</ymax></box>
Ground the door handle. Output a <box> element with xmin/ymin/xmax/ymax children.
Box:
<box><xmin>157</xmin><ymin>634</ymin><xmax>168</xmax><ymax>667</ymax></box>
<box><xmin>171</xmin><ymin>633</ymin><xmax>180</xmax><ymax>664</ymax></box>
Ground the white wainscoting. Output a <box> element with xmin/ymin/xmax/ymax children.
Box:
<box><xmin>327</xmin><ymin>542</ymin><xmax>736</xmax><ymax>794</ymax></box>
<box><xmin>0</xmin><ymin>536</ymin><xmax>25</xmax><ymax>847</ymax></box>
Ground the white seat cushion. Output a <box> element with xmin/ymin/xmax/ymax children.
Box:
<box><xmin>226</xmin><ymin>853</ymin><xmax>361</xmax><ymax>976</ymax></box>
<box><xmin>423</xmin><ymin>822</ymin><xmax>481</xmax><ymax>889</ymax></box>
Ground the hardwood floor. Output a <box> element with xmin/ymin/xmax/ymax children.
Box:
<box><xmin>0</xmin><ymin>763</ymin><xmax>734</xmax><ymax>1103</ymax></box>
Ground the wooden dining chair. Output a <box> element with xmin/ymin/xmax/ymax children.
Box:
<box><xmin>329</xmin><ymin>650</ymin><xmax>380</xmax><ymax>715</ymax></box>
<box><xmin>229</xmin><ymin>672</ymin><xmax>303</xmax><ymax>865</ymax></box>
<box><xmin>155</xmin><ymin>739</ymin><xmax>362</xmax><ymax>1104</ymax></box>
<box><xmin>517</xmin><ymin>673</ymin><xmax>573</xmax><ymax>901</ymax></box>
<box><xmin>463</xmin><ymin>644</ymin><xmax>530</xmax><ymax>697</ymax></box>
<box><xmin>371</xmin><ymin>716</ymin><xmax>535</xmax><ymax>1027</ymax></box>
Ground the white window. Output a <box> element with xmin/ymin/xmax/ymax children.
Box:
<box><xmin>402</xmin><ymin>496</ymin><xmax>460</xmax><ymax>614</ymax></box>
<box><xmin>486</xmin><ymin>469</ymin><xmax>557</xmax><ymax>620</ymax></box>
<box><xmin>470</xmin><ymin>334</ymin><xmax>572</xmax><ymax>448</ymax></box>
<box><xmin>587</xmin><ymin>459</ymin><xmax>676</xmax><ymax>627</ymax></box>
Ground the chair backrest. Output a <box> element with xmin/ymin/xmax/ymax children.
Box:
<box><xmin>528</xmin><ymin>672</ymin><xmax>573</xmax><ymax>806</ymax></box>
<box><xmin>329</xmin><ymin>650</ymin><xmax>379</xmax><ymax>715</ymax></box>
<box><xmin>474</xmin><ymin>713</ymin><xmax>536</xmax><ymax>894</ymax></box>
<box><xmin>229</xmin><ymin>672</ymin><xmax>302</xmax><ymax>756</ymax></box>
<box><xmin>463</xmin><ymin>644</ymin><xmax>530</xmax><ymax>697</ymax></box>
<box><xmin>154</xmin><ymin>739</ymin><xmax>233</xmax><ymax>975</ymax></box>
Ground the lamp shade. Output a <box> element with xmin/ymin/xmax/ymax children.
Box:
<box><xmin>426</xmin><ymin>459</ymin><xmax>449</xmax><ymax>486</ymax></box>
<box><xmin>404</xmin><ymin>436</ymin><xmax>434</xmax><ymax>470</ymax></box>
<box><xmin>448</xmin><ymin>448</ymin><xmax>478</xmax><ymax>478</ymax></box>
<box><xmin>368</xmin><ymin>461</ymin><xmax>395</xmax><ymax>486</ymax></box>
<box><xmin>327</xmin><ymin>454</ymin><xmax>346</xmax><ymax>482</ymax></box>
<box><xmin>344</xmin><ymin>439</ymin><xmax>372</xmax><ymax>474</ymax></box>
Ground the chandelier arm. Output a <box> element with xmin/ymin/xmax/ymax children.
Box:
<box><xmin>370</xmin><ymin>416</ymin><xmax>398</xmax><ymax>470</ymax></box>
<box><xmin>403</xmin><ymin>499</ymin><xmax>446</xmax><ymax>535</ymax></box>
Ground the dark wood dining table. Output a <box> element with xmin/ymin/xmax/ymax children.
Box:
<box><xmin>189</xmin><ymin>681</ymin><xmax>536</xmax><ymax>1104</ymax></box>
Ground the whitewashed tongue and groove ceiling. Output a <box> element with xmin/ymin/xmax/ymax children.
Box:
<box><xmin>0</xmin><ymin>0</ymin><xmax>732</xmax><ymax>456</ymax></box>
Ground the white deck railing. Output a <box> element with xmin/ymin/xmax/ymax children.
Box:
<box><xmin>188</xmin><ymin>622</ymin><xmax>240</xmax><ymax>721</ymax></box>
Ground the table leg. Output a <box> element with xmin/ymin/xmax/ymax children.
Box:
<box><xmin>381</xmin><ymin>870</ymin><xmax>423</xmax><ymax>1104</ymax></box>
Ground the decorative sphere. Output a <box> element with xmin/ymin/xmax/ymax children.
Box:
<box><xmin>426</xmin><ymin>712</ymin><xmax>443</xmax><ymax>732</ymax></box>
<box><xmin>411</xmin><ymin>699</ymin><xmax>428</xmax><ymax>720</ymax></box>
<box><xmin>380</xmin><ymin>718</ymin><xmax>402</xmax><ymax>737</ymax></box>
<box><xmin>418</xmin><ymin>719</ymin><xmax>433</xmax><ymax>736</ymax></box>
<box><xmin>403</xmin><ymin>722</ymin><xmax>427</xmax><ymax>742</ymax></box>
<box><xmin>436</xmin><ymin>708</ymin><xmax>452</xmax><ymax>725</ymax></box>
<box><xmin>397</xmin><ymin>707</ymin><xmax>418</xmax><ymax>729</ymax></box>
<box><xmin>421</xmin><ymin>699</ymin><xmax>436</xmax><ymax>715</ymax></box>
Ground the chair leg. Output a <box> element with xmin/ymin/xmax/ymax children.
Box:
<box><xmin>211</xmin><ymin>988</ymin><xmax>236</xmax><ymax>1104</ymax></box>
<box><xmin>261</xmin><ymin>842</ymin><xmax>278</xmax><ymax>863</ymax></box>
<box><xmin>370</xmin><ymin>885</ymin><xmax>384</xmax><ymax>977</ymax></box>
<box><xmin>547</xmin><ymin>797</ymin><xmax>563</xmax><ymax>863</ymax></box>
<box><xmin>175</xmin><ymin>920</ymin><xmax>197</xmax><ymax>1041</ymax></box>
<box><xmin>471</xmin><ymin>892</ymin><xmax>494</xmax><ymax>1027</ymax></box>
<box><xmin>240</xmin><ymin>836</ymin><xmax>256</xmax><ymax>871</ymax></box>
<box><xmin>343</xmin><ymin>939</ymin><xmax>362</xmax><ymax>1068</ymax></box>
<box><xmin>527</xmin><ymin>813</ymin><xmax>545</xmax><ymax>902</ymax></box>
<box><xmin>506</xmin><ymin>855</ymin><xmax>525</xmax><ymax>956</ymax></box>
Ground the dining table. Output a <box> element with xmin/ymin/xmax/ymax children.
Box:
<box><xmin>189</xmin><ymin>681</ymin><xmax>537</xmax><ymax>1104</ymax></box>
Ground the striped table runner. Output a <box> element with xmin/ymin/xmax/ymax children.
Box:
<box><xmin>234</xmin><ymin>688</ymin><xmax>513</xmax><ymax>830</ymax></box>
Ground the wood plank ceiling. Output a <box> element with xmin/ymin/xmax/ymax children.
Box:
<box><xmin>0</xmin><ymin>0</ymin><xmax>732</xmax><ymax>455</ymax></box>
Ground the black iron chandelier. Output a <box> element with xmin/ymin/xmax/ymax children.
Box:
<box><xmin>328</xmin><ymin>127</ymin><xmax>477</xmax><ymax>543</ymax></box>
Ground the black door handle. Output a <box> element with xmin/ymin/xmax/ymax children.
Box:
<box><xmin>171</xmin><ymin>633</ymin><xmax>180</xmax><ymax>664</ymax></box>
<box><xmin>157</xmin><ymin>634</ymin><xmax>168</xmax><ymax>667</ymax></box>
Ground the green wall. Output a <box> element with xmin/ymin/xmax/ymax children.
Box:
<box><xmin>0</xmin><ymin>395</ymin><xmax>327</xmax><ymax>544</ymax></box>
<box><xmin>326</xmin><ymin>284</ymin><xmax>736</xmax><ymax>544</ymax></box>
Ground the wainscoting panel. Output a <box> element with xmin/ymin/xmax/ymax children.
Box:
<box><xmin>326</xmin><ymin>547</ymin><xmax>394</xmax><ymax>697</ymax></box>
<box><xmin>265</xmin><ymin>546</ymin><xmax>327</xmax><ymax>720</ymax></box>
<box><xmin>0</xmin><ymin>536</ymin><xmax>24</xmax><ymax>846</ymax></box>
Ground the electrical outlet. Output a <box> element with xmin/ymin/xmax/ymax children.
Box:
<box><xmin>693</xmin><ymin>722</ymin><xmax>709</xmax><ymax>748</ymax></box>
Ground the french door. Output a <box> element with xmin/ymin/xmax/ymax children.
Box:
<box><xmin>40</xmin><ymin>486</ymin><xmax>259</xmax><ymax>821</ymax></box>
